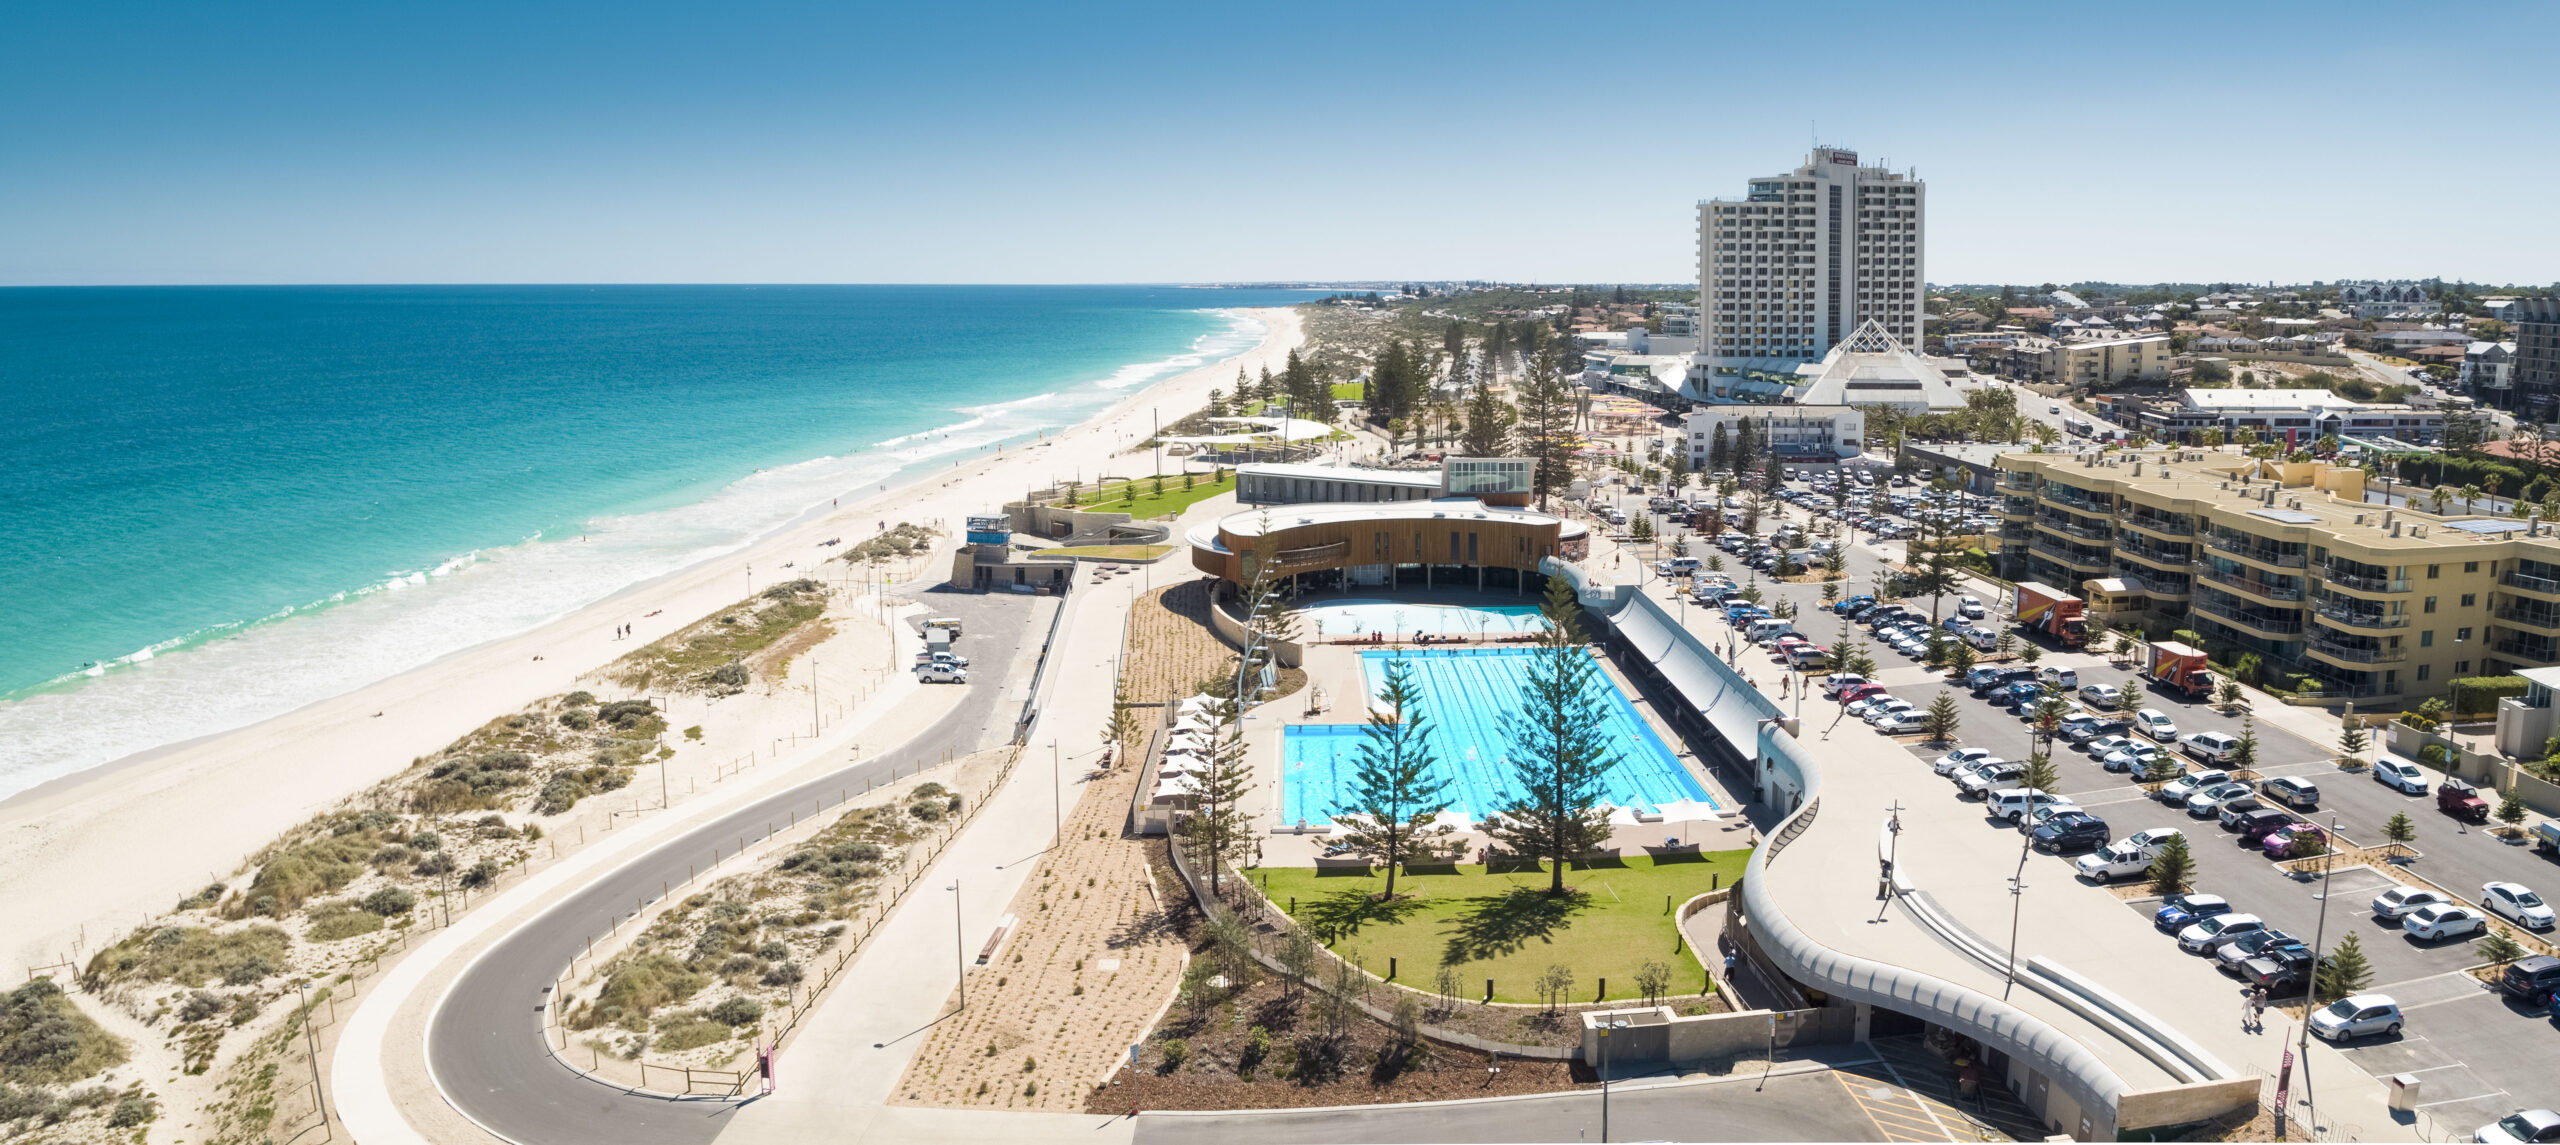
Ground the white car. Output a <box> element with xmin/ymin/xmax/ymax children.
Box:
<box><xmin>2158</xmin><ymin>769</ymin><xmax>2231</xmax><ymax>804</ymax></box>
<box><xmin>2484</xmin><ymin>882</ymin><xmax>2556</xmax><ymax>931</ymax></box>
<box><xmin>2185</xmin><ymin>781</ymin><xmax>2258</xmax><ymax>818</ymax></box>
<box><xmin>917</xmin><ymin>662</ymin><xmax>969</xmax><ymax>684</ymax></box>
<box><xmin>2077</xmin><ymin>841</ymin><xmax>2156</xmax><ymax>882</ymax></box>
<box><xmin>2083</xmin><ymin>734</ymin><xmax>2136</xmax><ymax>758</ymax></box>
<box><xmin>1845</xmin><ymin>694</ymin><xmax>1899</xmax><ymax>719</ymax></box>
<box><xmin>2372</xmin><ymin>886</ymin><xmax>2453</xmax><ymax>920</ymax></box>
<box><xmin>2079</xmin><ymin>683</ymin><xmax>2123</xmax><ymax>707</ymax></box>
<box><xmin>1932</xmin><ymin>747</ymin><xmax>1994</xmax><ymax>775</ymax></box>
<box><xmin>2133</xmin><ymin>709</ymin><xmax>2179</xmax><ymax>741</ymax></box>
<box><xmin>2404</xmin><ymin>903</ymin><xmax>2487</xmax><ymax>941</ymax></box>
<box><xmin>1958</xmin><ymin>595</ymin><xmax>1986</xmax><ymax>620</ymax></box>
<box><xmin>2476</xmin><ymin>1110</ymin><xmax>2560</xmax><ymax>1145</ymax></box>
<box><xmin>1862</xmin><ymin>699</ymin><xmax>1918</xmax><ymax>726</ymax></box>
<box><xmin>1824</xmin><ymin>674</ymin><xmax>1872</xmax><ymax>697</ymax></box>
<box><xmin>2308</xmin><ymin>994</ymin><xmax>2402</xmax><ymax>1042</ymax></box>
<box><xmin>2374</xmin><ymin>758</ymin><xmax>2429</xmax><ymax>794</ymax></box>
<box><xmin>1958</xmin><ymin>762</ymin><xmax>2027</xmax><ymax>797</ymax></box>
<box><xmin>1873</xmin><ymin>711</ymin><xmax>1929</xmax><ymax>734</ymax></box>
<box><xmin>2178</xmin><ymin>912</ymin><xmax>2267</xmax><ymax>954</ymax></box>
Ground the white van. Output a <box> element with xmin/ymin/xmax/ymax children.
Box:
<box><xmin>2182</xmin><ymin>731</ymin><xmax>2239</xmax><ymax>764</ymax></box>
<box><xmin>1657</xmin><ymin>556</ymin><xmax>1701</xmax><ymax>577</ymax></box>
<box><xmin>1747</xmin><ymin>618</ymin><xmax>1796</xmax><ymax>644</ymax></box>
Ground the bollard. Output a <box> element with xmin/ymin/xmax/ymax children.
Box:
<box><xmin>1597</xmin><ymin>978</ymin><xmax>1605</xmax><ymax>1001</ymax></box>
<box><xmin>1289</xmin><ymin>896</ymin><xmax>1296</xmax><ymax>914</ymax></box>
<box><xmin>1666</xmin><ymin>894</ymin><xmax>1673</xmax><ymax>915</ymax></box>
<box><xmin>1485</xmin><ymin>978</ymin><xmax>1494</xmax><ymax>1003</ymax></box>
<box><xmin>1389</xmin><ymin>957</ymin><xmax>1397</xmax><ymax>980</ymax></box>
<box><xmin>1712</xmin><ymin>872</ymin><xmax>1720</xmax><ymax>890</ymax></box>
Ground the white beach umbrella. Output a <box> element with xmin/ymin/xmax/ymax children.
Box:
<box><xmin>1602</xmin><ymin>805</ymin><xmax>1643</xmax><ymax>827</ymax></box>
<box><xmin>1653</xmin><ymin>797</ymin><xmax>1722</xmax><ymax>823</ymax></box>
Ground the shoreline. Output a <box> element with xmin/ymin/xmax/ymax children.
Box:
<box><xmin>0</xmin><ymin>305</ymin><xmax>1303</xmax><ymax>970</ymax></box>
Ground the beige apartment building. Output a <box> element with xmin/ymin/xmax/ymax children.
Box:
<box><xmin>1995</xmin><ymin>448</ymin><xmax>2560</xmax><ymax>701</ymax></box>
<box><xmin>2040</xmin><ymin>334</ymin><xmax>2173</xmax><ymax>386</ymax></box>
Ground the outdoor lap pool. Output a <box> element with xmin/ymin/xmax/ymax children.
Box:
<box><xmin>1301</xmin><ymin>598</ymin><xmax>1544</xmax><ymax>638</ymax></box>
<box><xmin>1280</xmin><ymin>648</ymin><xmax>1714</xmax><ymax>827</ymax></box>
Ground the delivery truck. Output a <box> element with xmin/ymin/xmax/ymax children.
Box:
<box><xmin>2012</xmin><ymin>582</ymin><xmax>2089</xmax><ymax>648</ymax></box>
<box><xmin>2143</xmin><ymin>640</ymin><xmax>2215</xmax><ymax>699</ymax></box>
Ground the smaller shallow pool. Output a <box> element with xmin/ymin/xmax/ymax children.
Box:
<box><xmin>1300</xmin><ymin>598</ymin><xmax>1544</xmax><ymax>637</ymax></box>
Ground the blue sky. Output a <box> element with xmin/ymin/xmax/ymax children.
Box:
<box><xmin>3</xmin><ymin>0</ymin><xmax>2553</xmax><ymax>286</ymax></box>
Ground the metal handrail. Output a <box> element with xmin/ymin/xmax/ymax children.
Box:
<box><xmin>2121</xmin><ymin>513</ymin><xmax>2195</xmax><ymax>536</ymax></box>
<box><xmin>2495</xmin><ymin>639</ymin><xmax>2560</xmax><ymax>663</ymax></box>
<box><xmin>2193</xmin><ymin>595</ymin><xmax>2305</xmax><ymax>634</ymax></box>
<box><xmin>2495</xmin><ymin>606</ymin><xmax>2560</xmax><ymax>632</ymax></box>
<box><xmin>2313</xmin><ymin>601</ymin><xmax>2408</xmax><ymax>630</ymax></box>
<box><xmin>2202</xmin><ymin>532</ymin><xmax>2307</xmax><ymax>568</ymax></box>
<box><xmin>2305</xmin><ymin>633</ymin><xmax>2403</xmax><ymax>663</ymax></box>
<box><xmin>2030</xmin><ymin>536</ymin><xmax>2110</xmax><ymax>567</ymax></box>
<box><xmin>2323</xmin><ymin>567</ymin><xmax>2406</xmax><ymax>594</ymax></box>
<box><xmin>2037</xmin><ymin>517</ymin><xmax>2111</xmax><ymax>542</ymax></box>
<box><xmin>2204</xmin><ymin>569</ymin><xmax>2305</xmax><ymax>603</ymax></box>
<box><xmin>2504</xmin><ymin>571</ymin><xmax>2560</xmax><ymax>595</ymax></box>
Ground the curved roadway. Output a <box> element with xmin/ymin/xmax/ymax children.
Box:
<box><xmin>426</xmin><ymin>594</ymin><xmax>1049</xmax><ymax>1145</ymax></box>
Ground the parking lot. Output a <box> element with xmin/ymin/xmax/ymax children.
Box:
<box><xmin>1628</xmin><ymin>470</ymin><xmax>2560</xmax><ymax>1137</ymax></box>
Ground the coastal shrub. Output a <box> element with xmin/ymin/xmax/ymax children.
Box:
<box><xmin>363</xmin><ymin>887</ymin><xmax>417</xmax><ymax>916</ymax></box>
<box><xmin>558</xmin><ymin>708</ymin><xmax>594</xmax><ymax>731</ymax></box>
<box><xmin>305</xmin><ymin>901</ymin><xmax>384</xmax><ymax>942</ymax></box>
<box><xmin>912</xmin><ymin>782</ymin><xmax>947</xmax><ymax>799</ymax></box>
<box><xmin>460</xmin><ymin>860</ymin><xmax>500</xmax><ymax>889</ymax></box>
<box><xmin>0</xmin><ymin>979</ymin><xmax>129</xmax><ymax>1084</ymax></box>
<box><xmin>413</xmin><ymin>852</ymin><xmax>456</xmax><ymax>878</ymax></box>
<box><xmin>176</xmin><ymin>883</ymin><xmax>226</xmax><ymax>911</ymax></box>
<box><xmin>411</xmin><ymin>831</ymin><xmax>443</xmax><ymax>851</ymax></box>
<box><xmin>760</xmin><ymin>961</ymin><xmax>803</xmax><ymax>987</ymax></box>
<box><xmin>704</xmin><ymin>662</ymin><xmax>750</xmax><ymax>691</ymax></box>
<box><xmin>648</xmin><ymin>1016</ymin><xmax>730</xmax><ymax>1052</ymax></box>
<box><xmin>535</xmin><ymin>773</ymin><xmax>592</xmax><ymax>815</ymax></box>
<box><xmin>107</xmin><ymin>1096</ymin><xmax>155</xmax><ymax>1128</ymax></box>
<box><xmin>597</xmin><ymin>700</ymin><xmax>658</xmax><ymax>729</ymax></box>
<box><xmin>179</xmin><ymin>991</ymin><xmax>224</xmax><ymax>1024</ymax></box>
<box><xmin>717</xmin><ymin>955</ymin><xmax>758</xmax><ymax>977</ymax></box>
<box><xmin>589</xmin><ymin>955</ymin><xmax>708</xmax><ymax>1029</ymax></box>
<box><xmin>564</xmin><ymin>690</ymin><xmax>595</xmax><ymax>707</ymax></box>
<box><xmin>755</xmin><ymin>940</ymin><xmax>789</xmax><ymax>961</ymax></box>
<box><xmin>83</xmin><ymin>925</ymin><xmax>289</xmax><ymax>990</ymax></box>
<box><xmin>708</xmin><ymin>997</ymin><xmax>763</xmax><ymax>1026</ymax></box>
<box><xmin>908</xmin><ymin>801</ymin><xmax>944</xmax><ymax>823</ymax></box>
<box><xmin>762</xmin><ymin>579</ymin><xmax>821</xmax><ymax>599</ymax></box>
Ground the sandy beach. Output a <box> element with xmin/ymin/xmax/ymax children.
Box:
<box><xmin>0</xmin><ymin>306</ymin><xmax>1302</xmax><ymax>974</ymax></box>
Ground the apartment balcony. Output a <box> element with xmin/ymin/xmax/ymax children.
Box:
<box><xmin>2112</xmin><ymin>540</ymin><xmax>2194</xmax><ymax>571</ymax></box>
<box><xmin>2495</xmin><ymin>605</ymin><xmax>2560</xmax><ymax>633</ymax></box>
<box><xmin>2037</xmin><ymin>487</ymin><xmax>2113</xmax><ymax>515</ymax></box>
<box><xmin>2311</xmin><ymin>599</ymin><xmax>2408</xmax><ymax>631</ymax></box>
<box><xmin>2304</xmin><ymin>631</ymin><xmax>2404</xmax><ymax>665</ymax></box>
<box><xmin>2494</xmin><ymin>637</ymin><xmax>2560</xmax><ymax>666</ymax></box>
<box><xmin>2192</xmin><ymin>593</ymin><xmax>2305</xmax><ymax>636</ymax></box>
<box><xmin>2204</xmin><ymin>568</ymin><xmax>2305</xmax><ymax>603</ymax></box>
<box><xmin>2202</xmin><ymin>532</ymin><xmax>2308</xmax><ymax>569</ymax></box>
<box><xmin>2121</xmin><ymin>512</ymin><xmax>2196</xmax><ymax>537</ymax></box>
<box><xmin>1996</xmin><ymin>472</ymin><xmax>2039</xmax><ymax>493</ymax></box>
<box><xmin>2029</xmin><ymin>536</ymin><xmax>2111</xmax><ymax>570</ymax></box>
<box><xmin>2114</xmin><ymin>563</ymin><xmax>2193</xmax><ymax>598</ymax></box>
<box><xmin>2034</xmin><ymin>516</ymin><xmax>2111</xmax><ymax>543</ymax></box>
<box><xmin>2504</xmin><ymin>570</ymin><xmax>2560</xmax><ymax>599</ymax></box>
<box><xmin>2323</xmin><ymin>565</ymin><xmax>2409</xmax><ymax>595</ymax></box>
<box><xmin>1997</xmin><ymin>497</ymin><xmax>2037</xmax><ymax>519</ymax></box>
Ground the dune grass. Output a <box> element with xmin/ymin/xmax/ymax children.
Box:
<box><xmin>1254</xmin><ymin>851</ymin><xmax>1746</xmax><ymax>1004</ymax></box>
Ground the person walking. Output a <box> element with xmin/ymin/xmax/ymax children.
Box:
<box><xmin>2249</xmin><ymin>985</ymin><xmax>2269</xmax><ymax>1033</ymax></box>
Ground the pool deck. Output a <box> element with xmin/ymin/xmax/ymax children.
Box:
<box><xmin>1252</xmin><ymin>634</ymin><xmax>1755</xmax><ymax>867</ymax></box>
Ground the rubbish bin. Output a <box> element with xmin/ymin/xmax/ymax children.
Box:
<box><xmin>2387</xmin><ymin>1072</ymin><xmax>2423</xmax><ymax>1113</ymax></box>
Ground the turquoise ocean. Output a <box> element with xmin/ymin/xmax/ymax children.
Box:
<box><xmin>0</xmin><ymin>285</ymin><xmax>1322</xmax><ymax>800</ymax></box>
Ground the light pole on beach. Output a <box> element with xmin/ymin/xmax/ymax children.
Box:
<box><xmin>949</xmin><ymin>879</ymin><xmax>967</xmax><ymax>1011</ymax></box>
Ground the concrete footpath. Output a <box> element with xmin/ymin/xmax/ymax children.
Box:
<box><xmin>704</xmin><ymin>578</ymin><xmax>1145</xmax><ymax>1145</ymax></box>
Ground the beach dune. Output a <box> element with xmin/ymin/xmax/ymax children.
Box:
<box><xmin>0</xmin><ymin>307</ymin><xmax>1303</xmax><ymax>974</ymax></box>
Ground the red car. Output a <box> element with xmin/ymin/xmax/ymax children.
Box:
<box><xmin>1838</xmin><ymin>683</ymin><xmax>1890</xmax><ymax>704</ymax></box>
<box><xmin>2437</xmin><ymin>780</ymin><xmax>2490</xmax><ymax>823</ymax></box>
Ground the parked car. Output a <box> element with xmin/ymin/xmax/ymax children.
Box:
<box><xmin>2262</xmin><ymin>823</ymin><xmax>2326</xmax><ymax>858</ymax></box>
<box><xmin>2185</xmin><ymin>781</ymin><xmax>2258</xmax><ymax>818</ymax></box>
<box><xmin>2084</xmin><ymin>734</ymin><xmax>2137</xmax><ymax>759</ymax></box>
<box><xmin>2134</xmin><ymin>709</ymin><xmax>2179</xmax><ymax>741</ymax></box>
<box><xmin>2225</xmin><ymin>807</ymin><xmax>2292</xmax><ymax>846</ymax></box>
<box><xmin>2440</xmin><ymin>779</ymin><xmax>2493</xmax><ymax>822</ymax></box>
<box><xmin>2181</xmin><ymin>731</ymin><xmax>2239</xmax><ymax>764</ymax></box>
<box><xmin>2498</xmin><ymin>955</ymin><xmax>2560</xmax><ymax>1006</ymax></box>
<box><xmin>2076</xmin><ymin>841</ymin><xmax>2156</xmax><ymax>882</ymax></box>
<box><xmin>2484</xmin><ymin>882</ymin><xmax>2556</xmax><ymax>931</ymax></box>
<box><xmin>2155</xmin><ymin>893</ymin><xmax>2231</xmax><ymax>931</ymax></box>
<box><xmin>2374</xmin><ymin>758</ymin><xmax>2429</xmax><ymax>794</ymax></box>
<box><xmin>2157</xmin><ymin>769</ymin><xmax>2231</xmax><ymax>804</ymax></box>
<box><xmin>2308</xmin><ymin>994</ymin><xmax>2402</xmax><ymax>1042</ymax></box>
<box><xmin>2031</xmin><ymin>812</ymin><xmax>2111</xmax><ymax>853</ymax></box>
<box><xmin>1932</xmin><ymin>747</ymin><xmax>1994</xmax><ymax>775</ymax></box>
<box><xmin>1824</xmin><ymin>673</ymin><xmax>1871</xmax><ymax>697</ymax></box>
<box><xmin>1838</xmin><ymin>683</ymin><xmax>1891</xmax><ymax>705</ymax></box>
<box><xmin>2242</xmin><ymin>945</ymin><xmax>2316</xmax><ymax>995</ymax></box>
<box><xmin>1957</xmin><ymin>762</ymin><xmax>2027</xmax><ymax>798</ymax></box>
<box><xmin>1873</xmin><ymin>710</ymin><xmax>1928</xmax><ymax>734</ymax></box>
<box><xmin>917</xmin><ymin>662</ymin><xmax>969</xmax><ymax>684</ymax></box>
<box><xmin>2103</xmin><ymin>743</ymin><xmax>2164</xmax><ymax>773</ymax></box>
<box><xmin>2475</xmin><ymin>1110</ymin><xmax>2560</xmax><ymax>1145</ymax></box>
<box><xmin>2215</xmin><ymin>927</ymin><xmax>2302</xmax><ymax>972</ymax></box>
<box><xmin>1859</xmin><ymin>699</ymin><xmax>1917</xmax><ymax>726</ymax></box>
<box><xmin>2261</xmin><ymin>776</ymin><xmax>2320</xmax><ymax>810</ymax></box>
<box><xmin>2179</xmin><ymin>912</ymin><xmax>2268</xmax><ymax>953</ymax></box>
<box><xmin>1987</xmin><ymin>787</ymin><xmax>2071</xmax><ymax>823</ymax></box>
<box><xmin>2079</xmin><ymin>683</ymin><xmax>2123</xmax><ymax>707</ymax></box>
<box><xmin>2404</xmin><ymin>903</ymin><xmax>2488</xmax><ymax>941</ymax></box>
<box><xmin>1958</xmin><ymin>595</ymin><xmax>1986</xmax><ymax>620</ymax></box>
<box><xmin>2038</xmin><ymin>666</ymin><xmax>2078</xmax><ymax>689</ymax></box>
<box><xmin>2372</xmin><ymin>886</ymin><xmax>2454</xmax><ymax>921</ymax></box>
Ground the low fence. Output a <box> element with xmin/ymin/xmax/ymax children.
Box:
<box><xmin>543</xmin><ymin>745</ymin><xmax>1026</xmax><ymax>1097</ymax></box>
<box><xmin>1159</xmin><ymin>825</ymin><xmax>1577</xmax><ymax>1062</ymax></box>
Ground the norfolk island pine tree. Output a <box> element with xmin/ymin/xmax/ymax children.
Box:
<box><xmin>1486</xmin><ymin>576</ymin><xmax>1621</xmax><ymax>896</ymax></box>
<box><xmin>1335</xmin><ymin>655</ymin><xmax>1453</xmax><ymax>901</ymax></box>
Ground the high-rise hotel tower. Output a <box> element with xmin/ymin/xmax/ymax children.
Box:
<box><xmin>1694</xmin><ymin>147</ymin><xmax>1925</xmax><ymax>399</ymax></box>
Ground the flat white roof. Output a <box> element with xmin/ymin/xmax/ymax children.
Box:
<box><xmin>1239</xmin><ymin>462</ymin><xmax>1441</xmax><ymax>488</ymax></box>
<box><xmin>1190</xmin><ymin>497</ymin><xmax>1586</xmax><ymax>553</ymax></box>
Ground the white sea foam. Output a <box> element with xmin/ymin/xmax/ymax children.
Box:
<box><xmin>0</xmin><ymin>310</ymin><xmax>1265</xmax><ymax>800</ymax></box>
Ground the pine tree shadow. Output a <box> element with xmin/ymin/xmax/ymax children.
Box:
<box><xmin>1439</xmin><ymin>887</ymin><xmax>1593</xmax><ymax>964</ymax></box>
<box><xmin>1298</xmin><ymin>887</ymin><xmax>1431</xmax><ymax>943</ymax></box>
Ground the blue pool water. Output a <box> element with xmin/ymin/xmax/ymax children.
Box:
<box><xmin>1302</xmin><ymin>599</ymin><xmax>1543</xmax><ymax>637</ymax></box>
<box><xmin>1280</xmin><ymin>648</ymin><xmax>1713</xmax><ymax>826</ymax></box>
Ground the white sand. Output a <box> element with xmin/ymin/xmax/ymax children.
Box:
<box><xmin>0</xmin><ymin>307</ymin><xmax>1302</xmax><ymax>973</ymax></box>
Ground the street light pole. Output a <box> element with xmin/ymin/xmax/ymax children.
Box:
<box><xmin>2003</xmin><ymin>831</ymin><xmax>2029</xmax><ymax>1000</ymax></box>
<box><xmin>2296</xmin><ymin>810</ymin><xmax>2342</xmax><ymax>1129</ymax></box>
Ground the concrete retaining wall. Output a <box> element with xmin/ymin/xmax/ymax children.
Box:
<box><xmin>2118</xmin><ymin>1078</ymin><xmax>2265</xmax><ymax>1134</ymax></box>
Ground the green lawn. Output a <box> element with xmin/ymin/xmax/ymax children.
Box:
<box><xmin>1075</xmin><ymin>471</ymin><xmax>1235</xmax><ymax>519</ymax></box>
<box><xmin>1254</xmin><ymin>852</ymin><xmax>1747</xmax><ymax>1003</ymax></box>
<box><xmin>1331</xmin><ymin>381</ymin><xmax>1366</xmax><ymax>401</ymax></box>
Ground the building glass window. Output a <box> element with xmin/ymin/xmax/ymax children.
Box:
<box><xmin>2424</xmin><ymin>597</ymin><xmax>2438</xmax><ymax>613</ymax></box>
<box><xmin>2428</xmin><ymin>565</ymin><xmax>2440</xmax><ymax>578</ymax></box>
<box><xmin>2459</xmin><ymin>626</ymin><xmax>2473</xmax><ymax>642</ymax></box>
<box><xmin>2462</xmin><ymin>593</ymin><xmax>2476</xmax><ymax>608</ymax></box>
<box><xmin>2418</xmin><ymin>664</ymin><xmax>2430</xmax><ymax>682</ymax></box>
<box><xmin>2421</xmin><ymin>631</ymin><xmax>2434</xmax><ymax>647</ymax></box>
<box><xmin>2466</xmin><ymin>561</ymin><xmax>2480</xmax><ymax>573</ymax></box>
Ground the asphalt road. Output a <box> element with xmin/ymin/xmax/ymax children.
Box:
<box><xmin>423</xmin><ymin>590</ymin><xmax>1053</xmax><ymax>1145</ymax></box>
<box><xmin>1130</xmin><ymin>1067</ymin><xmax>1888</xmax><ymax>1144</ymax></box>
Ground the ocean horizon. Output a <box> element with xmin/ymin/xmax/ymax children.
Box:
<box><xmin>0</xmin><ymin>284</ymin><xmax>1322</xmax><ymax>800</ymax></box>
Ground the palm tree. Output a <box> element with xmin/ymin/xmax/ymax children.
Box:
<box><xmin>2461</xmin><ymin>484</ymin><xmax>2482</xmax><ymax>515</ymax></box>
<box><xmin>2201</xmin><ymin>427</ymin><xmax>2227</xmax><ymax>449</ymax></box>
<box><xmin>2430</xmin><ymin>486</ymin><xmax>2454</xmax><ymax>516</ymax></box>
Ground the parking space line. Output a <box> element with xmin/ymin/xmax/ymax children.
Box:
<box><xmin>2417</xmin><ymin>1091</ymin><xmax>2512</xmax><ymax>1109</ymax></box>
<box><xmin>2401</xmin><ymin>990</ymin><xmax>2500</xmax><ymax>1013</ymax></box>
